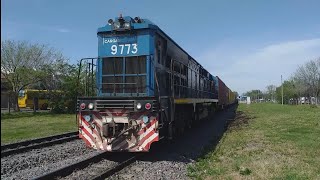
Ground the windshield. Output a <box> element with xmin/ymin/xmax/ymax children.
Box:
<box><xmin>101</xmin><ymin>56</ymin><xmax>147</xmax><ymax>95</ymax></box>
<box><xmin>18</xmin><ymin>90</ymin><xmax>25</xmax><ymax>97</ymax></box>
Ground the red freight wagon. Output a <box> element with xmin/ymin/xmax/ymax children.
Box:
<box><xmin>217</xmin><ymin>76</ymin><xmax>229</xmax><ymax>109</ymax></box>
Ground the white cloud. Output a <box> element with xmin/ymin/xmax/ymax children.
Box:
<box><xmin>56</xmin><ymin>28</ymin><xmax>71</xmax><ymax>33</ymax></box>
<box><xmin>1</xmin><ymin>19</ymin><xmax>71</xmax><ymax>35</ymax></box>
<box><xmin>197</xmin><ymin>38</ymin><xmax>320</xmax><ymax>94</ymax></box>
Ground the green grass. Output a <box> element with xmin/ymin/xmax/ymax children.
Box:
<box><xmin>1</xmin><ymin>112</ymin><xmax>78</xmax><ymax>144</ymax></box>
<box><xmin>188</xmin><ymin>103</ymin><xmax>320</xmax><ymax>179</ymax></box>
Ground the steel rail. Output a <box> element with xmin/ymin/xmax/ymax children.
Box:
<box><xmin>1</xmin><ymin>131</ymin><xmax>79</xmax><ymax>157</ymax></box>
<box><xmin>91</xmin><ymin>155</ymin><xmax>138</xmax><ymax>180</ymax></box>
<box><xmin>33</xmin><ymin>152</ymin><xmax>108</xmax><ymax>180</ymax></box>
<box><xmin>33</xmin><ymin>152</ymin><xmax>139</xmax><ymax>180</ymax></box>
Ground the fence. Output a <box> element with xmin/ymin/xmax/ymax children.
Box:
<box><xmin>1</xmin><ymin>92</ymin><xmax>14</xmax><ymax>109</ymax></box>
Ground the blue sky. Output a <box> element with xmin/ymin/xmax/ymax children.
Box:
<box><xmin>2</xmin><ymin>0</ymin><xmax>320</xmax><ymax>94</ymax></box>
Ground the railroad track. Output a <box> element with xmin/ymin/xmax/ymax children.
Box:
<box><xmin>91</xmin><ymin>155</ymin><xmax>138</xmax><ymax>180</ymax></box>
<box><xmin>1</xmin><ymin>131</ymin><xmax>79</xmax><ymax>157</ymax></box>
<box><xmin>34</xmin><ymin>152</ymin><xmax>139</xmax><ymax>180</ymax></box>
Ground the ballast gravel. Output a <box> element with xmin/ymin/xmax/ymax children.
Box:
<box><xmin>1</xmin><ymin>139</ymin><xmax>97</xmax><ymax>180</ymax></box>
<box><xmin>59</xmin><ymin>153</ymin><xmax>133</xmax><ymax>180</ymax></box>
<box><xmin>108</xmin><ymin>106</ymin><xmax>237</xmax><ymax>180</ymax></box>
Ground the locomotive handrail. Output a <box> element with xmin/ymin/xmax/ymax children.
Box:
<box><xmin>76</xmin><ymin>57</ymin><xmax>99</xmax><ymax>124</ymax></box>
<box><xmin>174</xmin><ymin>84</ymin><xmax>216</xmax><ymax>94</ymax></box>
<box><xmin>99</xmin><ymin>82</ymin><xmax>141</xmax><ymax>85</ymax></box>
<box><xmin>172</xmin><ymin>83</ymin><xmax>217</xmax><ymax>98</ymax></box>
<box><xmin>77</xmin><ymin>57</ymin><xmax>148</xmax><ymax>96</ymax></box>
<box><xmin>77</xmin><ymin>57</ymin><xmax>99</xmax><ymax>97</ymax></box>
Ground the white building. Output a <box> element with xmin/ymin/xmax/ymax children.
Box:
<box><xmin>238</xmin><ymin>96</ymin><xmax>251</xmax><ymax>104</ymax></box>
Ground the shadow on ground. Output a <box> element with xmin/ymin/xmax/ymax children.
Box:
<box><xmin>94</xmin><ymin>104</ymin><xmax>239</xmax><ymax>164</ymax></box>
<box><xmin>138</xmin><ymin>103</ymin><xmax>239</xmax><ymax>163</ymax></box>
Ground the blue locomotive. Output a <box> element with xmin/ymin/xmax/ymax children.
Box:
<box><xmin>77</xmin><ymin>15</ymin><xmax>235</xmax><ymax>152</ymax></box>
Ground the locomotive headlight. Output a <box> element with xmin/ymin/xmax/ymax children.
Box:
<box><xmin>145</xmin><ymin>103</ymin><xmax>152</xmax><ymax>110</ymax></box>
<box><xmin>108</xmin><ymin>19</ymin><xmax>113</xmax><ymax>25</ymax></box>
<box><xmin>124</xmin><ymin>22</ymin><xmax>130</xmax><ymax>29</ymax></box>
<box><xmin>84</xmin><ymin>115</ymin><xmax>92</xmax><ymax>122</ymax></box>
<box><xmin>134</xmin><ymin>17</ymin><xmax>141</xmax><ymax>23</ymax></box>
<box><xmin>88</xmin><ymin>103</ymin><xmax>94</xmax><ymax>110</ymax></box>
<box><xmin>142</xmin><ymin>116</ymin><xmax>149</xmax><ymax>124</ymax></box>
<box><xmin>80</xmin><ymin>103</ymin><xmax>86</xmax><ymax>110</ymax></box>
<box><xmin>136</xmin><ymin>103</ymin><xmax>142</xmax><ymax>110</ymax></box>
<box><xmin>113</xmin><ymin>22</ymin><xmax>120</xmax><ymax>29</ymax></box>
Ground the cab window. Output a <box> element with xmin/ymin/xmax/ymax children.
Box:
<box><xmin>18</xmin><ymin>90</ymin><xmax>25</xmax><ymax>97</ymax></box>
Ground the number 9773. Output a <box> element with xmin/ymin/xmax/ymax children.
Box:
<box><xmin>111</xmin><ymin>43</ymin><xmax>138</xmax><ymax>55</ymax></box>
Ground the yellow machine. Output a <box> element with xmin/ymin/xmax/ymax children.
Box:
<box><xmin>18</xmin><ymin>89</ymin><xmax>50</xmax><ymax>110</ymax></box>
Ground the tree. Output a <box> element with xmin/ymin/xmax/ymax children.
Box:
<box><xmin>266</xmin><ymin>85</ymin><xmax>276</xmax><ymax>102</ymax></box>
<box><xmin>233</xmin><ymin>91</ymin><xmax>239</xmax><ymax>98</ymax></box>
<box><xmin>1</xmin><ymin>40</ymin><xmax>68</xmax><ymax>111</ymax></box>
<box><xmin>48</xmin><ymin>61</ymin><xmax>96</xmax><ymax>113</ymax></box>
<box><xmin>276</xmin><ymin>80</ymin><xmax>298</xmax><ymax>104</ymax></box>
<box><xmin>244</xmin><ymin>89</ymin><xmax>263</xmax><ymax>102</ymax></box>
<box><xmin>293</xmin><ymin>58</ymin><xmax>320</xmax><ymax>104</ymax></box>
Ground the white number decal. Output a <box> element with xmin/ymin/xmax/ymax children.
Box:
<box><xmin>111</xmin><ymin>45</ymin><xmax>117</xmax><ymax>55</ymax></box>
<box><xmin>119</xmin><ymin>44</ymin><xmax>124</xmax><ymax>54</ymax></box>
<box><xmin>125</xmin><ymin>44</ymin><xmax>130</xmax><ymax>54</ymax></box>
<box><xmin>110</xmin><ymin>43</ymin><xmax>138</xmax><ymax>55</ymax></box>
<box><xmin>131</xmin><ymin>44</ymin><xmax>138</xmax><ymax>54</ymax></box>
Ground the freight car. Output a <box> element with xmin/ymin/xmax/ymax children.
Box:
<box><xmin>77</xmin><ymin>15</ymin><xmax>237</xmax><ymax>152</ymax></box>
<box><xmin>216</xmin><ymin>76</ymin><xmax>237</xmax><ymax>109</ymax></box>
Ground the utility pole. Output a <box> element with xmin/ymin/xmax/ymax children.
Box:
<box><xmin>281</xmin><ymin>75</ymin><xmax>283</xmax><ymax>105</ymax></box>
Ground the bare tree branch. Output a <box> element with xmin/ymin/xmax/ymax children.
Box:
<box><xmin>293</xmin><ymin>58</ymin><xmax>320</xmax><ymax>104</ymax></box>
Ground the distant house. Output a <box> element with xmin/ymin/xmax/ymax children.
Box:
<box><xmin>238</xmin><ymin>96</ymin><xmax>251</xmax><ymax>104</ymax></box>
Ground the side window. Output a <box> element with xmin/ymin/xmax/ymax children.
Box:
<box><xmin>165</xmin><ymin>72</ymin><xmax>171</xmax><ymax>94</ymax></box>
<box><xmin>188</xmin><ymin>68</ymin><xmax>192</xmax><ymax>89</ymax></box>
<box><xmin>102</xmin><ymin>57</ymin><xmax>123</xmax><ymax>75</ymax></box>
<box><xmin>182</xmin><ymin>65</ymin><xmax>187</xmax><ymax>76</ymax></box>
<box><xmin>173</xmin><ymin>61</ymin><xmax>180</xmax><ymax>73</ymax></box>
<box><xmin>125</xmin><ymin>56</ymin><xmax>146</xmax><ymax>74</ymax></box>
<box><xmin>195</xmin><ymin>74</ymin><xmax>197</xmax><ymax>90</ymax></box>
<box><xmin>157</xmin><ymin>49</ymin><xmax>161</xmax><ymax>64</ymax></box>
<box><xmin>165</xmin><ymin>56</ymin><xmax>171</xmax><ymax>68</ymax></box>
<box><xmin>18</xmin><ymin>90</ymin><xmax>25</xmax><ymax>97</ymax></box>
<box><xmin>156</xmin><ymin>35</ymin><xmax>167</xmax><ymax>66</ymax></box>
